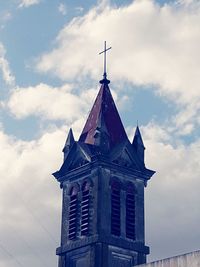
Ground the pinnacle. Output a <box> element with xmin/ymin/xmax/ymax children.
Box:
<box><xmin>79</xmin><ymin>82</ymin><xmax>127</xmax><ymax>148</ymax></box>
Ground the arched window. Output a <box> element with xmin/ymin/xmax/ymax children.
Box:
<box><xmin>126</xmin><ymin>184</ymin><xmax>136</xmax><ymax>240</ymax></box>
<box><xmin>111</xmin><ymin>181</ymin><xmax>121</xmax><ymax>236</ymax></box>
<box><xmin>68</xmin><ymin>186</ymin><xmax>78</xmax><ymax>240</ymax></box>
<box><xmin>81</xmin><ymin>181</ymin><xmax>91</xmax><ymax>236</ymax></box>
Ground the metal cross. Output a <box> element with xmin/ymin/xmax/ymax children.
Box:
<box><xmin>99</xmin><ymin>41</ymin><xmax>112</xmax><ymax>79</ymax></box>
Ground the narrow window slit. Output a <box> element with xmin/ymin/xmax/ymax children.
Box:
<box><xmin>81</xmin><ymin>181</ymin><xmax>90</xmax><ymax>236</ymax></box>
<box><xmin>68</xmin><ymin>187</ymin><xmax>78</xmax><ymax>240</ymax></box>
<box><xmin>111</xmin><ymin>182</ymin><xmax>121</xmax><ymax>236</ymax></box>
<box><xmin>126</xmin><ymin>186</ymin><xmax>136</xmax><ymax>240</ymax></box>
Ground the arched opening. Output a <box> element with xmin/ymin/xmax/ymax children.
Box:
<box><xmin>111</xmin><ymin>181</ymin><xmax>121</xmax><ymax>236</ymax></box>
<box><xmin>81</xmin><ymin>181</ymin><xmax>91</xmax><ymax>236</ymax></box>
<box><xmin>126</xmin><ymin>184</ymin><xmax>136</xmax><ymax>240</ymax></box>
<box><xmin>68</xmin><ymin>186</ymin><xmax>78</xmax><ymax>240</ymax></box>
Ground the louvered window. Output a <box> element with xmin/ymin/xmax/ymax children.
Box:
<box><xmin>68</xmin><ymin>187</ymin><xmax>78</xmax><ymax>240</ymax></box>
<box><xmin>81</xmin><ymin>181</ymin><xmax>90</xmax><ymax>236</ymax></box>
<box><xmin>126</xmin><ymin>185</ymin><xmax>136</xmax><ymax>240</ymax></box>
<box><xmin>111</xmin><ymin>182</ymin><xmax>121</xmax><ymax>236</ymax></box>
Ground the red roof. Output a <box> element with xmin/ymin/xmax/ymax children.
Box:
<box><xmin>79</xmin><ymin>80</ymin><xmax>128</xmax><ymax>148</ymax></box>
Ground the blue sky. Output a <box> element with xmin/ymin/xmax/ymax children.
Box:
<box><xmin>1</xmin><ymin>0</ymin><xmax>200</xmax><ymax>267</ymax></box>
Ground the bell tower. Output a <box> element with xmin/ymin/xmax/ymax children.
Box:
<box><xmin>53</xmin><ymin>65</ymin><xmax>155</xmax><ymax>267</ymax></box>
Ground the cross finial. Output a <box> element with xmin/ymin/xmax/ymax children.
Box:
<box><xmin>99</xmin><ymin>41</ymin><xmax>111</xmax><ymax>83</ymax></box>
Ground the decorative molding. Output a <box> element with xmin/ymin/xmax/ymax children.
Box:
<box><xmin>57</xmin><ymin>159</ymin><xmax>154</xmax><ymax>184</ymax></box>
<box><xmin>99</xmin><ymin>235</ymin><xmax>149</xmax><ymax>254</ymax></box>
<box><xmin>56</xmin><ymin>234</ymin><xmax>149</xmax><ymax>256</ymax></box>
<box><xmin>57</xmin><ymin>235</ymin><xmax>99</xmax><ymax>255</ymax></box>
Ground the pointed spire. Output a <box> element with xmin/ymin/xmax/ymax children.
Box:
<box><xmin>79</xmin><ymin>82</ymin><xmax>128</xmax><ymax>148</ymax></box>
<box><xmin>63</xmin><ymin>128</ymin><xmax>75</xmax><ymax>161</ymax></box>
<box><xmin>132</xmin><ymin>126</ymin><xmax>145</xmax><ymax>164</ymax></box>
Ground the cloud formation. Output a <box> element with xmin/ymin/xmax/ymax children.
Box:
<box><xmin>0</xmin><ymin>128</ymin><xmax>63</xmax><ymax>267</ymax></box>
<box><xmin>36</xmin><ymin>0</ymin><xmax>200</xmax><ymax>128</ymax></box>
<box><xmin>18</xmin><ymin>0</ymin><xmax>41</xmax><ymax>8</ymax></box>
<box><xmin>0</xmin><ymin>43</ymin><xmax>15</xmax><ymax>86</ymax></box>
<box><xmin>6</xmin><ymin>82</ymin><xmax>126</xmax><ymax>124</ymax></box>
<box><xmin>58</xmin><ymin>3</ymin><xmax>67</xmax><ymax>16</ymax></box>
<box><xmin>143</xmin><ymin>124</ymin><xmax>200</xmax><ymax>260</ymax></box>
<box><xmin>6</xmin><ymin>83</ymin><xmax>96</xmax><ymax>122</ymax></box>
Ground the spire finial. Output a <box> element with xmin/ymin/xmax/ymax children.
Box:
<box><xmin>99</xmin><ymin>41</ymin><xmax>111</xmax><ymax>83</ymax></box>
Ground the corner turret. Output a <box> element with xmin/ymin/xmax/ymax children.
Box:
<box><xmin>132</xmin><ymin>126</ymin><xmax>145</xmax><ymax>166</ymax></box>
<box><xmin>62</xmin><ymin>128</ymin><xmax>75</xmax><ymax>161</ymax></box>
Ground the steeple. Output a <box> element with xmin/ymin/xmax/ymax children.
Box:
<box><xmin>79</xmin><ymin>80</ymin><xmax>128</xmax><ymax>148</ymax></box>
<box><xmin>53</xmin><ymin>45</ymin><xmax>155</xmax><ymax>267</ymax></box>
<box><xmin>79</xmin><ymin>41</ymin><xmax>125</xmax><ymax>149</ymax></box>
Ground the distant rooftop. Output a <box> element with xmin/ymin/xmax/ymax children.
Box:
<box><xmin>137</xmin><ymin>250</ymin><xmax>200</xmax><ymax>267</ymax></box>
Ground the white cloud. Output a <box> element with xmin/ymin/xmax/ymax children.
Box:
<box><xmin>171</xmin><ymin>103</ymin><xmax>200</xmax><ymax>136</ymax></box>
<box><xmin>143</xmin><ymin>126</ymin><xmax>200</xmax><ymax>261</ymax></box>
<box><xmin>58</xmin><ymin>3</ymin><xmax>67</xmax><ymax>16</ymax></box>
<box><xmin>6</xmin><ymin>82</ymin><xmax>127</xmax><ymax>123</ymax></box>
<box><xmin>36</xmin><ymin>0</ymin><xmax>200</xmax><ymax>129</ymax></box>
<box><xmin>6</xmin><ymin>83</ymin><xmax>94</xmax><ymax>121</ymax></box>
<box><xmin>0</xmin><ymin>43</ymin><xmax>15</xmax><ymax>86</ymax></box>
<box><xmin>142</xmin><ymin>123</ymin><xmax>171</xmax><ymax>144</ymax></box>
<box><xmin>176</xmin><ymin>0</ymin><xmax>200</xmax><ymax>7</ymax></box>
<box><xmin>0</xmin><ymin>11</ymin><xmax>12</xmax><ymax>30</ymax></box>
<box><xmin>0</xmin><ymin>128</ymin><xmax>63</xmax><ymax>267</ymax></box>
<box><xmin>0</xmin><ymin>110</ymin><xmax>93</xmax><ymax>266</ymax></box>
<box><xmin>18</xmin><ymin>0</ymin><xmax>41</xmax><ymax>8</ymax></box>
<box><xmin>127</xmin><ymin>122</ymin><xmax>200</xmax><ymax>260</ymax></box>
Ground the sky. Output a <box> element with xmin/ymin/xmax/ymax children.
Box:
<box><xmin>0</xmin><ymin>0</ymin><xmax>200</xmax><ymax>266</ymax></box>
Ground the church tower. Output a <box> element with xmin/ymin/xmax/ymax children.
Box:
<box><xmin>53</xmin><ymin>46</ymin><xmax>155</xmax><ymax>267</ymax></box>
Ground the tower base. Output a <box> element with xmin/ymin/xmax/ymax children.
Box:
<box><xmin>57</xmin><ymin>242</ymin><xmax>148</xmax><ymax>267</ymax></box>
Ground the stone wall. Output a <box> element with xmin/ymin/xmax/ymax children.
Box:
<box><xmin>138</xmin><ymin>250</ymin><xmax>200</xmax><ymax>267</ymax></box>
